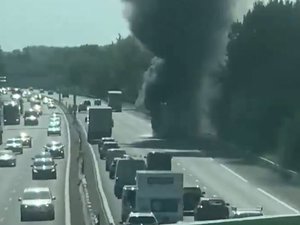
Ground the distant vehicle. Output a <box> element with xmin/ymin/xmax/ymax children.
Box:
<box><xmin>47</xmin><ymin>124</ymin><xmax>61</xmax><ymax>136</ymax></box>
<box><xmin>183</xmin><ymin>186</ymin><xmax>205</xmax><ymax>216</ymax></box>
<box><xmin>99</xmin><ymin>141</ymin><xmax>119</xmax><ymax>159</ymax></box>
<box><xmin>146</xmin><ymin>151</ymin><xmax>172</xmax><ymax>171</ymax></box>
<box><xmin>86</xmin><ymin>106</ymin><xmax>114</xmax><ymax>143</ymax></box>
<box><xmin>17</xmin><ymin>133</ymin><xmax>32</xmax><ymax>148</ymax></box>
<box><xmin>94</xmin><ymin>99</ymin><xmax>101</xmax><ymax>106</ymax></box>
<box><xmin>62</xmin><ymin>93</ymin><xmax>69</xmax><ymax>98</ymax></box>
<box><xmin>47</xmin><ymin>102</ymin><xmax>56</xmax><ymax>109</ymax></box>
<box><xmin>3</xmin><ymin>101</ymin><xmax>20</xmax><ymax>125</ymax></box>
<box><xmin>24</xmin><ymin>109</ymin><xmax>39</xmax><ymax>118</ymax></box>
<box><xmin>121</xmin><ymin>185</ymin><xmax>137</xmax><ymax>222</ymax></box>
<box><xmin>231</xmin><ymin>207</ymin><xmax>263</xmax><ymax>218</ymax></box>
<box><xmin>98</xmin><ymin>137</ymin><xmax>115</xmax><ymax>151</ymax></box>
<box><xmin>5</xmin><ymin>138</ymin><xmax>23</xmax><ymax>154</ymax></box>
<box><xmin>18</xmin><ymin>187</ymin><xmax>56</xmax><ymax>221</ymax></box>
<box><xmin>44</xmin><ymin>141</ymin><xmax>64</xmax><ymax>159</ymax></box>
<box><xmin>108</xmin><ymin>90</ymin><xmax>122</xmax><ymax>112</ymax></box>
<box><xmin>31</xmin><ymin>158</ymin><xmax>57</xmax><ymax>179</ymax></box>
<box><xmin>48</xmin><ymin>90</ymin><xmax>54</xmax><ymax>95</ymax></box>
<box><xmin>0</xmin><ymin>150</ymin><xmax>16</xmax><ymax>167</ymax></box>
<box><xmin>135</xmin><ymin>171</ymin><xmax>184</xmax><ymax>224</ymax></box>
<box><xmin>106</xmin><ymin>149</ymin><xmax>126</xmax><ymax>171</ymax></box>
<box><xmin>42</xmin><ymin>97</ymin><xmax>49</xmax><ymax>104</ymax></box>
<box><xmin>32</xmin><ymin>104</ymin><xmax>43</xmax><ymax>115</ymax></box>
<box><xmin>126</xmin><ymin>212</ymin><xmax>158</xmax><ymax>225</ymax></box>
<box><xmin>24</xmin><ymin>115</ymin><xmax>39</xmax><ymax>126</ymax></box>
<box><xmin>32</xmin><ymin>152</ymin><xmax>52</xmax><ymax>161</ymax></box>
<box><xmin>109</xmin><ymin>155</ymin><xmax>132</xmax><ymax>179</ymax></box>
<box><xmin>194</xmin><ymin>197</ymin><xmax>230</xmax><ymax>221</ymax></box>
<box><xmin>114</xmin><ymin>159</ymin><xmax>146</xmax><ymax>199</ymax></box>
<box><xmin>49</xmin><ymin>117</ymin><xmax>61</xmax><ymax>127</ymax></box>
<box><xmin>78</xmin><ymin>100</ymin><xmax>91</xmax><ymax>112</ymax></box>
<box><xmin>39</xmin><ymin>89</ymin><xmax>45</xmax><ymax>93</ymax></box>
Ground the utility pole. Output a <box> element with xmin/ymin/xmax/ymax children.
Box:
<box><xmin>0</xmin><ymin>75</ymin><xmax>7</xmax><ymax>145</ymax></box>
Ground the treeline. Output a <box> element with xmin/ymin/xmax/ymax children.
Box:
<box><xmin>2</xmin><ymin>36</ymin><xmax>152</xmax><ymax>102</ymax></box>
<box><xmin>213</xmin><ymin>0</ymin><xmax>300</xmax><ymax>170</ymax></box>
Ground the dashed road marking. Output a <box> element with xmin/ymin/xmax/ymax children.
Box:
<box><xmin>257</xmin><ymin>188</ymin><xmax>300</xmax><ymax>214</ymax></box>
<box><xmin>220</xmin><ymin>164</ymin><xmax>248</xmax><ymax>183</ymax></box>
<box><xmin>8</xmin><ymin>198</ymin><xmax>12</xmax><ymax>202</ymax></box>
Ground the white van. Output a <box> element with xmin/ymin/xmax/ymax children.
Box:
<box><xmin>105</xmin><ymin>149</ymin><xmax>126</xmax><ymax>171</ymax></box>
<box><xmin>114</xmin><ymin>158</ymin><xmax>146</xmax><ymax>199</ymax></box>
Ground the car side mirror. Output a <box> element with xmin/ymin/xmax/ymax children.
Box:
<box><xmin>18</xmin><ymin>197</ymin><xmax>22</xmax><ymax>201</ymax></box>
<box><xmin>31</xmin><ymin>157</ymin><xmax>35</xmax><ymax>160</ymax></box>
<box><xmin>202</xmin><ymin>191</ymin><xmax>206</xmax><ymax>195</ymax></box>
<box><xmin>226</xmin><ymin>203</ymin><xmax>230</xmax><ymax>206</ymax></box>
<box><xmin>52</xmin><ymin>196</ymin><xmax>56</xmax><ymax>200</ymax></box>
<box><xmin>85</xmin><ymin>117</ymin><xmax>88</xmax><ymax>123</ymax></box>
<box><xmin>55</xmin><ymin>163</ymin><xmax>58</xmax><ymax>167</ymax></box>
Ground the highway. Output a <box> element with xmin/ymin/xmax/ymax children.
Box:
<box><xmin>0</xmin><ymin>93</ymin><xmax>70</xmax><ymax>225</ymax></box>
<box><xmin>60</xmin><ymin>94</ymin><xmax>300</xmax><ymax>224</ymax></box>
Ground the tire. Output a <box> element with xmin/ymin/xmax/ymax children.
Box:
<box><xmin>20</xmin><ymin>211</ymin><xmax>27</xmax><ymax>221</ymax></box>
<box><xmin>48</xmin><ymin>210</ymin><xmax>55</xmax><ymax>220</ymax></box>
<box><xmin>32</xmin><ymin>172</ymin><xmax>37</xmax><ymax>180</ymax></box>
<box><xmin>20</xmin><ymin>149</ymin><xmax>23</xmax><ymax>154</ymax></box>
<box><xmin>29</xmin><ymin>142</ymin><xmax>32</xmax><ymax>148</ymax></box>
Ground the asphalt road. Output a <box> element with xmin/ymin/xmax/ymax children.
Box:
<box><xmin>0</xmin><ymin>94</ymin><xmax>70</xmax><ymax>225</ymax></box>
<box><xmin>59</xmin><ymin>94</ymin><xmax>300</xmax><ymax>224</ymax></box>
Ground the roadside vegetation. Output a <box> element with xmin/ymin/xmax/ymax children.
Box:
<box><xmin>1</xmin><ymin>0</ymin><xmax>300</xmax><ymax>170</ymax></box>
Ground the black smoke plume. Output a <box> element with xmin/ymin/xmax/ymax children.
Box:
<box><xmin>122</xmin><ymin>0</ymin><xmax>235</xmax><ymax>138</ymax></box>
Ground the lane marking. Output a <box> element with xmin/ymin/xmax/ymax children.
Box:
<box><xmin>220</xmin><ymin>164</ymin><xmax>248</xmax><ymax>183</ymax></box>
<box><xmin>61</xmin><ymin>105</ymin><xmax>71</xmax><ymax>225</ymax></box>
<box><xmin>257</xmin><ymin>188</ymin><xmax>300</xmax><ymax>214</ymax></box>
<box><xmin>8</xmin><ymin>198</ymin><xmax>12</xmax><ymax>202</ymax></box>
<box><xmin>78</xmin><ymin>120</ymin><xmax>115</xmax><ymax>225</ymax></box>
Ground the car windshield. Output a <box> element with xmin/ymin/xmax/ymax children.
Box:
<box><xmin>23</xmin><ymin>190</ymin><xmax>50</xmax><ymax>200</ymax></box>
<box><xmin>0</xmin><ymin>151</ymin><xmax>13</xmax><ymax>156</ymax></box>
<box><xmin>47</xmin><ymin>142</ymin><xmax>61</xmax><ymax>147</ymax></box>
<box><xmin>34</xmin><ymin>160</ymin><xmax>54</xmax><ymax>166</ymax></box>
<box><xmin>7</xmin><ymin>139</ymin><xmax>21</xmax><ymax>144</ymax></box>
<box><xmin>128</xmin><ymin>216</ymin><xmax>156</xmax><ymax>224</ymax></box>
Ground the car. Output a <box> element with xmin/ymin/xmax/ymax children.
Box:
<box><xmin>94</xmin><ymin>99</ymin><xmax>101</xmax><ymax>106</ymax></box>
<box><xmin>0</xmin><ymin>150</ymin><xmax>16</xmax><ymax>167</ymax></box>
<box><xmin>48</xmin><ymin>102</ymin><xmax>56</xmax><ymax>109</ymax></box>
<box><xmin>44</xmin><ymin>141</ymin><xmax>65</xmax><ymax>159</ymax></box>
<box><xmin>42</xmin><ymin>97</ymin><xmax>49</xmax><ymax>104</ymax></box>
<box><xmin>109</xmin><ymin>155</ymin><xmax>131</xmax><ymax>179</ymax></box>
<box><xmin>194</xmin><ymin>197</ymin><xmax>230</xmax><ymax>221</ymax></box>
<box><xmin>32</xmin><ymin>152</ymin><xmax>52</xmax><ymax>161</ymax></box>
<box><xmin>126</xmin><ymin>212</ymin><xmax>158</xmax><ymax>225</ymax></box>
<box><xmin>24</xmin><ymin>115</ymin><xmax>39</xmax><ymax>126</ymax></box>
<box><xmin>5</xmin><ymin>138</ymin><xmax>23</xmax><ymax>154</ymax></box>
<box><xmin>32</xmin><ymin>104</ymin><xmax>43</xmax><ymax>115</ymax></box>
<box><xmin>183</xmin><ymin>186</ymin><xmax>206</xmax><ymax>215</ymax></box>
<box><xmin>48</xmin><ymin>90</ymin><xmax>54</xmax><ymax>95</ymax></box>
<box><xmin>39</xmin><ymin>89</ymin><xmax>45</xmax><ymax>93</ymax></box>
<box><xmin>31</xmin><ymin>158</ymin><xmax>57</xmax><ymax>179</ymax></box>
<box><xmin>49</xmin><ymin>116</ymin><xmax>61</xmax><ymax>126</ymax></box>
<box><xmin>99</xmin><ymin>141</ymin><xmax>119</xmax><ymax>159</ymax></box>
<box><xmin>98</xmin><ymin>137</ymin><xmax>115</xmax><ymax>151</ymax></box>
<box><xmin>62</xmin><ymin>93</ymin><xmax>69</xmax><ymax>98</ymax></box>
<box><xmin>78</xmin><ymin>100</ymin><xmax>91</xmax><ymax>112</ymax></box>
<box><xmin>47</xmin><ymin>124</ymin><xmax>61</xmax><ymax>136</ymax></box>
<box><xmin>18</xmin><ymin>187</ymin><xmax>56</xmax><ymax>221</ymax></box>
<box><xmin>17</xmin><ymin>133</ymin><xmax>32</xmax><ymax>148</ymax></box>
<box><xmin>24</xmin><ymin>109</ymin><xmax>39</xmax><ymax>118</ymax></box>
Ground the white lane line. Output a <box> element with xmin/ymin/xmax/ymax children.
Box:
<box><xmin>78</xmin><ymin>120</ymin><xmax>115</xmax><ymax>225</ymax></box>
<box><xmin>257</xmin><ymin>188</ymin><xmax>300</xmax><ymax>214</ymax></box>
<box><xmin>220</xmin><ymin>164</ymin><xmax>248</xmax><ymax>183</ymax></box>
<box><xmin>61</xmin><ymin>106</ymin><xmax>71</xmax><ymax>225</ymax></box>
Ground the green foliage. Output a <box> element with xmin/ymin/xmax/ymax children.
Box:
<box><xmin>214</xmin><ymin>0</ymin><xmax>300</xmax><ymax>166</ymax></box>
<box><xmin>2</xmin><ymin>36</ymin><xmax>152</xmax><ymax>101</ymax></box>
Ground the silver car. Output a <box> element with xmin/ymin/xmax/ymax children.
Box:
<box><xmin>47</xmin><ymin>124</ymin><xmax>61</xmax><ymax>136</ymax></box>
<box><xmin>5</xmin><ymin>138</ymin><xmax>23</xmax><ymax>154</ymax></box>
<box><xmin>18</xmin><ymin>187</ymin><xmax>56</xmax><ymax>221</ymax></box>
<box><xmin>0</xmin><ymin>150</ymin><xmax>16</xmax><ymax>167</ymax></box>
<box><xmin>44</xmin><ymin>141</ymin><xmax>65</xmax><ymax>159</ymax></box>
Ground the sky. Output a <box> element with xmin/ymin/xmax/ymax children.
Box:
<box><xmin>0</xmin><ymin>0</ymin><xmax>280</xmax><ymax>52</ymax></box>
<box><xmin>0</xmin><ymin>0</ymin><xmax>130</xmax><ymax>51</ymax></box>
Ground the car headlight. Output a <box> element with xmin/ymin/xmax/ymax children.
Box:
<box><xmin>51</xmin><ymin>168</ymin><xmax>56</xmax><ymax>172</ymax></box>
<box><xmin>33</xmin><ymin>169</ymin><xmax>38</xmax><ymax>173</ymax></box>
<box><xmin>24</xmin><ymin>205</ymin><xmax>28</xmax><ymax>208</ymax></box>
<box><xmin>45</xmin><ymin>204</ymin><xmax>49</xmax><ymax>207</ymax></box>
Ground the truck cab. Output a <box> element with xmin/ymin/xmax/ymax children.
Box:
<box><xmin>108</xmin><ymin>90</ymin><xmax>122</xmax><ymax>112</ymax></box>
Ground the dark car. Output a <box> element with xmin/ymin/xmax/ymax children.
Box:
<box><xmin>94</xmin><ymin>99</ymin><xmax>101</xmax><ymax>106</ymax></box>
<box><xmin>31</xmin><ymin>158</ymin><xmax>57</xmax><ymax>180</ymax></box>
<box><xmin>48</xmin><ymin>91</ymin><xmax>54</xmax><ymax>95</ymax></box>
<box><xmin>19</xmin><ymin>187</ymin><xmax>56</xmax><ymax>221</ymax></box>
<box><xmin>24</xmin><ymin>115</ymin><xmax>39</xmax><ymax>126</ymax></box>
<box><xmin>0</xmin><ymin>150</ymin><xmax>16</xmax><ymax>167</ymax></box>
<box><xmin>183</xmin><ymin>186</ymin><xmax>205</xmax><ymax>216</ymax></box>
<box><xmin>44</xmin><ymin>141</ymin><xmax>64</xmax><ymax>159</ymax></box>
<box><xmin>78</xmin><ymin>100</ymin><xmax>91</xmax><ymax>112</ymax></box>
<box><xmin>17</xmin><ymin>133</ymin><xmax>32</xmax><ymax>148</ymax></box>
<box><xmin>194</xmin><ymin>197</ymin><xmax>230</xmax><ymax>221</ymax></box>
<box><xmin>98</xmin><ymin>137</ymin><xmax>115</xmax><ymax>151</ymax></box>
<box><xmin>99</xmin><ymin>141</ymin><xmax>119</xmax><ymax>159</ymax></box>
<box><xmin>62</xmin><ymin>93</ymin><xmax>69</xmax><ymax>98</ymax></box>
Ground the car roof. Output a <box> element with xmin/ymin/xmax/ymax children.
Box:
<box><xmin>103</xmin><ymin>141</ymin><xmax>118</xmax><ymax>145</ymax></box>
<box><xmin>34</xmin><ymin>157</ymin><xmax>53</xmax><ymax>162</ymax></box>
<box><xmin>46</xmin><ymin>141</ymin><xmax>61</xmax><ymax>145</ymax></box>
<box><xmin>7</xmin><ymin>138</ymin><xmax>21</xmax><ymax>141</ymax></box>
<box><xmin>0</xmin><ymin>150</ymin><xmax>13</xmax><ymax>154</ymax></box>
<box><xmin>129</xmin><ymin>212</ymin><xmax>155</xmax><ymax>217</ymax></box>
<box><xmin>24</xmin><ymin>187</ymin><xmax>50</xmax><ymax>193</ymax></box>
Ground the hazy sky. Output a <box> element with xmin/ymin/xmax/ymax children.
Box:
<box><xmin>0</xmin><ymin>0</ymin><xmax>278</xmax><ymax>52</ymax></box>
<box><xmin>0</xmin><ymin>0</ymin><xmax>130</xmax><ymax>51</ymax></box>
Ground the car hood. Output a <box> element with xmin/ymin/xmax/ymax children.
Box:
<box><xmin>22</xmin><ymin>199</ymin><xmax>52</xmax><ymax>206</ymax></box>
<box><xmin>34</xmin><ymin>166</ymin><xmax>55</xmax><ymax>170</ymax></box>
<box><xmin>47</xmin><ymin>147</ymin><xmax>63</xmax><ymax>151</ymax></box>
<box><xmin>48</xmin><ymin>127</ymin><xmax>59</xmax><ymax>130</ymax></box>
<box><xmin>6</xmin><ymin>144</ymin><xmax>22</xmax><ymax>148</ymax></box>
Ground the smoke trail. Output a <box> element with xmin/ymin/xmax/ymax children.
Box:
<box><xmin>122</xmin><ymin>0</ymin><xmax>236</xmax><ymax>138</ymax></box>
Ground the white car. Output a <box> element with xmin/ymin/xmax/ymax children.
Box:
<box><xmin>44</xmin><ymin>141</ymin><xmax>65</xmax><ymax>159</ymax></box>
<box><xmin>18</xmin><ymin>187</ymin><xmax>56</xmax><ymax>221</ymax></box>
<box><xmin>47</xmin><ymin>125</ymin><xmax>61</xmax><ymax>136</ymax></box>
<box><xmin>126</xmin><ymin>212</ymin><xmax>158</xmax><ymax>225</ymax></box>
<box><xmin>5</xmin><ymin>138</ymin><xmax>23</xmax><ymax>154</ymax></box>
<box><xmin>0</xmin><ymin>150</ymin><xmax>16</xmax><ymax>167</ymax></box>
